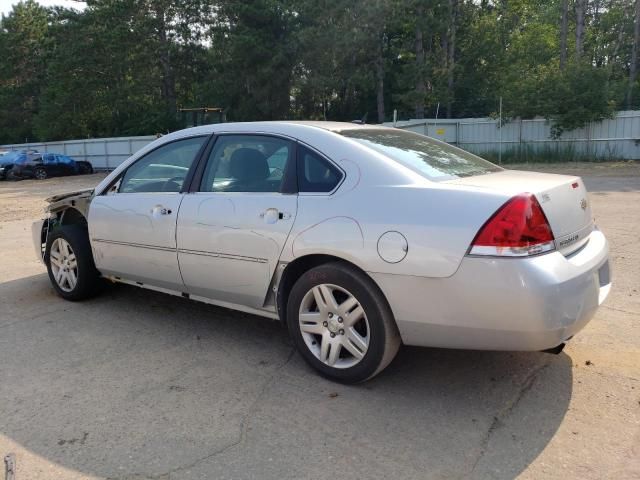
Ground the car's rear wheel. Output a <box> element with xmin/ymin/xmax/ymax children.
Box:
<box><xmin>78</xmin><ymin>164</ymin><xmax>93</xmax><ymax>174</ymax></box>
<box><xmin>45</xmin><ymin>224</ymin><xmax>101</xmax><ymax>301</ymax></box>
<box><xmin>287</xmin><ymin>262</ymin><xmax>401</xmax><ymax>383</ymax></box>
<box><xmin>34</xmin><ymin>167</ymin><xmax>47</xmax><ymax>180</ymax></box>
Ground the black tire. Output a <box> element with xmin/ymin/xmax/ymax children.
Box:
<box><xmin>45</xmin><ymin>223</ymin><xmax>101</xmax><ymax>301</ymax></box>
<box><xmin>78</xmin><ymin>164</ymin><xmax>93</xmax><ymax>174</ymax></box>
<box><xmin>287</xmin><ymin>262</ymin><xmax>401</xmax><ymax>383</ymax></box>
<box><xmin>6</xmin><ymin>168</ymin><xmax>20</xmax><ymax>181</ymax></box>
<box><xmin>34</xmin><ymin>167</ymin><xmax>47</xmax><ymax>180</ymax></box>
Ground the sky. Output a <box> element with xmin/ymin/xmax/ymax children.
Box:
<box><xmin>0</xmin><ymin>0</ymin><xmax>86</xmax><ymax>16</ymax></box>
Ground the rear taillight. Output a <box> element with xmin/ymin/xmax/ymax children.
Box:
<box><xmin>469</xmin><ymin>193</ymin><xmax>555</xmax><ymax>257</ymax></box>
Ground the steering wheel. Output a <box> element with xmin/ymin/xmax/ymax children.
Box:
<box><xmin>162</xmin><ymin>176</ymin><xmax>185</xmax><ymax>192</ymax></box>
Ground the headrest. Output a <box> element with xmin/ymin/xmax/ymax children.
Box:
<box><xmin>229</xmin><ymin>148</ymin><xmax>269</xmax><ymax>183</ymax></box>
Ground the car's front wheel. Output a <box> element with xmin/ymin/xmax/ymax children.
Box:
<box><xmin>6</xmin><ymin>167</ymin><xmax>20</xmax><ymax>181</ymax></box>
<box><xmin>45</xmin><ymin>224</ymin><xmax>101</xmax><ymax>300</ymax></box>
<box><xmin>287</xmin><ymin>262</ymin><xmax>401</xmax><ymax>383</ymax></box>
<box><xmin>34</xmin><ymin>167</ymin><xmax>47</xmax><ymax>180</ymax></box>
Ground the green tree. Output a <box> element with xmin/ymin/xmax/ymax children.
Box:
<box><xmin>0</xmin><ymin>0</ymin><xmax>637</xmax><ymax>145</ymax></box>
<box><xmin>201</xmin><ymin>0</ymin><xmax>299</xmax><ymax>121</ymax></box>
<box><xmin>0</xmin><ymin>0</ymin><xmax>48</xmax><ymax>143</ymax></box>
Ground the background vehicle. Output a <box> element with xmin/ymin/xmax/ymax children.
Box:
<box><xmin>0</xmin><ymin>151</ymin><xmax>93</xmax><ymax>180</ymax></box>
<box><xmin>32</xmin><ymin>122</ymin><xmax>611</xmax><ymax>383</ymax></box>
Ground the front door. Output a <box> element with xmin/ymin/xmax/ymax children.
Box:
<box><xmin>88</xmin><ymin>136</ymin><xmax>208</xmax><ymax>290</ymax></box>
<box><xmin>177</xmin><ymin>134</ymin><xmax>298</xmax><ymax>309</ymax></box>
<box><xmin>42</xmin><ymin>154</ymin><xmax>61</xmax><ymax>176</ymax></box>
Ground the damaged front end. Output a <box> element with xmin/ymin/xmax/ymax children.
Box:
<box><xmin>32</xmin><ymin>189</ymin><xmax>95</xmax><ymax>262</ymax></box>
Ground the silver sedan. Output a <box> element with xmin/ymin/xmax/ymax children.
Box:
<box><xmin>33</xmin><ymin>122</ymin><xmax>611</xmax><ymax>382</ymax></box>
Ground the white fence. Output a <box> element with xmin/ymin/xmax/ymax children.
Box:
<box><xmin>386</xmin><ymin>110</ymin><xmax>640</xmax><ymax>160</ymax></box>
<box><xmin>1</xmin><ymin>136</ymin><xmax>156</xmax><ymax>170</ymax></box>
<box><xmin>2</xmin><ymin>110</ymin><xmax>639</xmax><ymax>168</ymax></box>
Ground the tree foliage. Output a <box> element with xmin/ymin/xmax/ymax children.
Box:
<box><xmin>0</xmin><ymin>0</ymin><xmax>638</xmax><ymax>144</ymax></box>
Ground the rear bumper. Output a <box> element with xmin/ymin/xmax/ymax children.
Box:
<box><xmin>371</xmin><ymin>229</ymin><xmax>611</xmax><ymax>351</ymax></box>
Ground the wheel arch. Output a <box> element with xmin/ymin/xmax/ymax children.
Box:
<box><xmin>36</xmin><ymin>207</ymin><xmax>89</xmax><ymax>258</ymax></box>
<box><xmin>275</xmin><ymin>253</ymin><xmax>392</xmax><ymax>325</ymax></box>
<box><xmin>57</xmin><ymin>207</ymin><xmax>88</xmax><ymax>227</ymax></box>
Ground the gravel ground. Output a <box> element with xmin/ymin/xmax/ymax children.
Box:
<box><xmin>0</xmin><ymin>173</ymin><xmax>107</xmax><ymax>223</ymax></box>
<box><xmin>0</xmin><ymin>164</ymin><xmax>638</xmax><ymax>480</ymax></box>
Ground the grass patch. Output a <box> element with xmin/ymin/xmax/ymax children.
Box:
<box><xmin>473</xmin><ymin>143</ymin><xmax>623</xmax><ymax>164</ymax></box>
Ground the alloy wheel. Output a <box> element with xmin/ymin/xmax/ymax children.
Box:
<box><xmin>49</xmin><ymin>238</ymin><xmax>78</xmax><ymax>292</ymax></box>
<box><xmin>298</xmin><ymin>283</ymin><xmax>370</xmax><ymax>369</ymax></box>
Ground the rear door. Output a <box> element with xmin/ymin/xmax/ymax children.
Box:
<box><xmin>88</xmin><ymin>136</ymin><xmax>208</xmax><ymax>290</ymax></box>
<box><xmin>55</xmin><ymin>155</ymin><xmax>76</xmax><ymax>175</ymax></box>
<box><xmin>177</xmin><ymin>134</ymin><xmax>298</xmax><ymax>309</ymax></box>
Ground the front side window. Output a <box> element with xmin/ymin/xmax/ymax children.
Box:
<box><xmin>200</xmin><ymin>135</ymin><xmax>292</xmax><ymax>193</ymax></box>
<box><xmin>42</xmin><ymin>154</ymin><xmax>56</xmax><ymax>165</ymax></box>
<box><xmin>297</xmin><ymin>146</ymin><xmax>342</xmax><ymax>193</ymax></box>
<box><xmin>119</xmin><ymin>136</ymin><xmax>206</xmax><ymax>193</ymax></box>
<box><xmin>341</xmin><ymin>128</ymin><xmax>502</xmax><ymax>181</ymax></box>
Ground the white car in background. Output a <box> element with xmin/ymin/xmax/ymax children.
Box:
<box><xmin>33</xmin><ymin>122</ymin><xmax>611</xmax><ymax>383</ymax></box>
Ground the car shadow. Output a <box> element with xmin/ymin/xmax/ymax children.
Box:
<box><xmin>0</xmin><ymin>273</ymin><xmax>573</xmax><ymax>479</ymax></box>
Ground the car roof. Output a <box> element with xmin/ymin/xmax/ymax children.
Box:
<box><xmin>266</xmin><ymin>121</ymin><xmax>386</xmax><ymax>132</ymax></box>
<box><xmin>171</xmin><ymin>121</ymin><xmax>388</xmax><ymax>138</ymax></box>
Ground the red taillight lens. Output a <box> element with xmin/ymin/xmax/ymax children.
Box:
<box><xmin>469</xmin><ymin>193</ymin><xmax>555</xmax><ymax>257</ymax></box>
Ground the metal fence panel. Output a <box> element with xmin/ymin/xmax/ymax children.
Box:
<box><xmin>2</xmin><ymin>111</ymin><xmax>639</xmax><ymax>167</ymax></box>
<box><xmin>1</xmin><ymin>135</ymin><xmax>156</xmax><ymax>169</ymax></box>
<box><xmin>387</xmin><ymin>110</ymin><xmax>640</xmax><ymax>160</ymax></box>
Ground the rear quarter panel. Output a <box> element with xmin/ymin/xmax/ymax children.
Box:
<box><xmin>281</xmin><ymin>179</ymin><xmax>510</xmax><ymax>278</ymax></box>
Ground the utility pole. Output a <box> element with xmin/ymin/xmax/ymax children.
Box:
<box><xmin>499</xmin><ymin>97</ymin><xmax>503</xmax><ymax>165</ymax></box>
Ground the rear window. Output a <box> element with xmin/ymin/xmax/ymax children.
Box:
<box><xmin>341</xmin><ymin>128</ymin><xmax>502</xmax><ymax>181</ymax></box>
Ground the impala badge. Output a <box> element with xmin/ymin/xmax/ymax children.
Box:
<box><xmin>580</xmin><ymin>199</ymin><xmax>588</xmax><ymax>210</ymax></box>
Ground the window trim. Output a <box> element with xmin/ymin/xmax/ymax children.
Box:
<box><xmin>101</xmin><ymin>135</ymin><xmax>211</xmax><ymax>196</ymax></box>
<box><xmin>189</xmin><ymin>133</ymin><xmax>298</xmax><ymax>195</ymax></box>
<box><xmin>295</xmin><ymin>141</ymin><xmax>345</xmax><ymax>196</ymax></box>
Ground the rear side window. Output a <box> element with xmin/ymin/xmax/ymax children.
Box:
<box><xmin>341</xmin><ymin>128</ymin><xmax>502</xmax><ymax>181</ymax></box>
<box><xmin>56</xmin><ymin>155</ymin><xmax>75</xmax><ymax>165</ymax></box>
<box><xmin>297</xmin><ymin>146</ymin><xmax>342</xmax><ymax>193</ymax></box>
<box><xmin>200</xmin><ymin>135</ymin><xmax>292</xmax><ymax>193</ymax></box>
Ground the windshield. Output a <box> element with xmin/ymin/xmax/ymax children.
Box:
<box><xmin>341</xmin><ymin>128</ymin><xmax>502</xmax><ymax>181</ymax></box>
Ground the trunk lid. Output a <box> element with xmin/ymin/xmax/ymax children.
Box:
<box><xmin>445</xmin><ymin>170</ymin><xmax>593</xmax><ymax>255</ymax></box>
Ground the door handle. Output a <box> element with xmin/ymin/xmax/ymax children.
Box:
<box><xmin>151</xmin><ymin>205</ymin><xmax>172</xmax><ymax>217</ymax></box>
<box><xmin>260</xmin><ymin>208</ymin><xmax>291</xmax><ymax>224</ymax></box>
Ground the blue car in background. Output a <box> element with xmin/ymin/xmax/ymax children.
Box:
<box><xmin>0</xmin><ymin>151</ymin><xmax>93</xmax><ymax>180</ymax></box>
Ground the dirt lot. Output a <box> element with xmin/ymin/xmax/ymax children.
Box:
<box><xmin>0</xmin><ymin>165</ymin><xmax>638</xmax><ymax>480</ymax></box>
